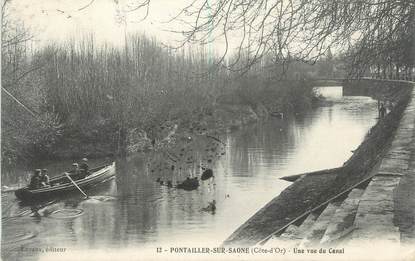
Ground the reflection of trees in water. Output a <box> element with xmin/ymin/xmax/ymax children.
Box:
<box><xmin>146</xmin><ymin>135</ymin><xmax>226</xmax><ymax>185</ymax></box>
<box><xmin>106</xmin><ymin>137</ymin><xmax>222</xmax><ymax>243</ymax></box>
<box><xmin>224</xmin><ymin>98</ymin><xmax>376</xmax><ymax>178</ymax></box>
<box><xmin>62</xmin><ymin>220</ymin><xmax>77</xmax><ymax>243</ymax></box>
<box><xmin>112</xmin><ymin>157</ymin><xmax>169</xmax><ymax>244</ymax></box>
<box><xmin>78</xmin><ymin>198</ymin><xmax>123</xmax><ymax>247</ymax></box>
<box><xmin>226</xmin><ymin>120</ymin><xmax>298</xmax><ymax>176</ymax></box>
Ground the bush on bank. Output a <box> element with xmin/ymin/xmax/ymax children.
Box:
<box><xmin>1</xmin><ymin>34</ymin><xmax>317</xmax><ymax>170</ymax></box>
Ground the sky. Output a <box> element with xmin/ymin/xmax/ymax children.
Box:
<box><xmin>7</xmin><ymin>0</ymin><xmax>204</xmax><ymax>48</ymax></box>
<box><xmin>6</xmin><ymin>0</ymin><xmax>345</xmax><ymax>59</ymax></box>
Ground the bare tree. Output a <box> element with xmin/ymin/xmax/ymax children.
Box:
<box><xmin>1</xmin><ymin>0</ymin><xmax>35</xmax><ymax>88</ymax></box>
<box><xmin>169</xmin><ymin>0</ymin><xmax>413</xmax><ymax>73</ymax></box>
<box><xmin>45</xmin><ymin>0</ymin><xmax>414</xmax><ymax>76</ymax></box>
<box><xmin>1</xmin><ymin>0</ymin><xmax>62</xmax><ymax>168</ymax></box>
<box><xmin>117</xmin><ymin>0</ymin><xmax>413</xmax><ymax>76</ymax></box>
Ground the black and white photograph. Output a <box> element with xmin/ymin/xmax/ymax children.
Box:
<box><xmin>1</xmin><ymin>0</ymin><xmax>414</xmax><ymax>260</ymax></box>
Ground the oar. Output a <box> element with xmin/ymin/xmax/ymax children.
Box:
<box><xmin>1</xmin><ymin>186</ymin><xmax>23</xmax><ymax>193</ymax></box>
<box><xmin>64</xmin><ymin>173</ymin><xmax>88</xmax><ymax>199</ymax></box>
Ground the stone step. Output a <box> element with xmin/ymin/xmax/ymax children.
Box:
<box><xmin>348</xmin><ymin>175</ymin><xmax>401</xmax><ymax>244</ymax></box>
<box><xmin>262</xmin><ymin>230</ymin><xmax>297</xmax><ymax>247</ymax></box>
<box><xmin>279</xmin><ymin>224</ymin><xmax>300</xmax><ymax>240</ymax></box>
<box><xmin>320</xmin><ymin>188</ymin><xmax>365</xmax><ymax>245</ymax></box>
<box><xmin>294</xmin><ymin>212</ymin><xmax>321</xmax><ymax>237</ymax></box>
<box><xmin>299</xmin><ymin>202</ymin><xmax>342</xmax><ymax>247</ymax></box>
<box><xmin>263</xmin><ymin>212</ymin><xmax>320</xmax><ymax>247</ymax></box>
<box><xmin>279</xmin><ymin>212</ymin><xmax>320</xmax><ymax>240</ymax></box>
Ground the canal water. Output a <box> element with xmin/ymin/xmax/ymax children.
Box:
<box><xmin>1</xmin><ymin>87</ymin><xmax>378</xmax><ymax>260</ymax></box>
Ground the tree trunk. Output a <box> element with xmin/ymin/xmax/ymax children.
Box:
<box><xmin>396</xmin><ymin>65</ymin><xmax>400</xmax><ymax>80</ymax></box>
<box><xmin>388</xmin><ymin>63</ymin><xmax>393</xmax><ymax>79</ymax></box>
<box><xmin>377</xmin><ymin>64</ymin><xmax>381</xmax><ymax>79</ymax></box>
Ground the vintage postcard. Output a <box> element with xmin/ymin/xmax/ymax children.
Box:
<box><xmin>1</xmin><ymin>0</ymin><xmax>415</xmax><ymax>260</ymax></box>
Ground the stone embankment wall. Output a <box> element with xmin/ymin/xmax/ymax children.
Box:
<box><xmin>347</xmin><ymin>80</ymin><xmax>415</xmax><ymax>243</ymax></box>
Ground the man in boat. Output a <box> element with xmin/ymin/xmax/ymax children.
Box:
<box><xmin>79</xmin><ymin>158</ymin><xmax>89</xmax><ymax>179</ymax></box>
<box><xmin>70</xmin><ymin>163</ymin><xmax>81</xmax><ymax>180</ymax></box>
<box><xmin>40</xmin><ymin>169</ymin><xmax>50</xmax><ymax>187</ymax></box>
<box><xmin>29</xmin><ymin>169</ymin><xmax>42</xmax><ymax>189</ymax></box>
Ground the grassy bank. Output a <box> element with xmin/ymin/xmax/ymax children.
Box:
<box><xmin>1</xmin><ymin>34</ymin><xmax>316</xmax><ymax>171</ymax></box>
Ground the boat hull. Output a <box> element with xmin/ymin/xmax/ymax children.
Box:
<box><xmin>15</xmin><ymin>162</ymin><xmax>115</xmax><ymax>202</ymax></box>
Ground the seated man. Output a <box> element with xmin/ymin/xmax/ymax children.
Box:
<box><xmin>40</xmin><ymin>169</ymin><xmax>50</xmax><ymax>187</ymax></box>
<box><xmin>69</xmin><ymin>163</ymin><xmax>80</xmax><ymax>180</ymax></box>
<box><xmin>78</xmin><ymin>158</ymin><xmax>89</xmax><ymax>179</ymax></box>
<box><xmin>29</xmin><ymin>169</ymin><xmax>42</xmax><ymax>189</ymax></box>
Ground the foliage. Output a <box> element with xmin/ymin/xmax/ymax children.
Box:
<box><xmin>1</xmin><ymin>6</ymin><xmax>318</xmax><ymax>168</ymax></box>
<box><xmin>1</xmin><ymin>1</ymin><xmax>63</xmax><ymax>169</ymax></box>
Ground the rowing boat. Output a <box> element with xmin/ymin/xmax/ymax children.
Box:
<box><xmin>15</xmin><ymin>162</ymin><xmax>116</xmax><ymax>202</ymax></box>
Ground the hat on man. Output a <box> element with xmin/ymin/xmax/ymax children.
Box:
<box><xmin>72</xmin><ymin>163</ymin><xmax>79</xmax><ymax>167</ymax></box>
<box><xmin>82</xmin><ymin>158</ymin><xmax>88</xmax><ymax>162</ymax></box>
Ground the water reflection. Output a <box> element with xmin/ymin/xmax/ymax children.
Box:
<box><xmin>1</xmin><ymin>87</ymin><xmax>379</xmax><ymax>259</ymax></box>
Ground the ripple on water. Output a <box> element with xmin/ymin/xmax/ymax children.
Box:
<box><xmin>48</xmin><ymin>208</ymin><xmax>84</xmax><ymax>219</ymax></box>
<box><xmin>2</xmin><ymin>229</ymin><xmax>38</xmax><ymax>245</ymax></box>
<box><xmin>84</xmin><ymin>195</ymin><xmax>117</xmax><ymax>202</ymax></box>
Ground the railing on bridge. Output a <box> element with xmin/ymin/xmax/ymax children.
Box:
<box><xmin>311</xmin><ymin>76</ymin><xmax>415</xmax><ymax>87</ymax></box>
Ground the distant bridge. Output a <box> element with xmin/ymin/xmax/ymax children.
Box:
<box><xmin>311</xmin><ymin>77</ymin><xmax>415</xmax><ymax>87</ymax></box>
<box><xmin>310</xmin><ymin>78</ymin><xmax>346</xmax><ymax>87</ymax></box>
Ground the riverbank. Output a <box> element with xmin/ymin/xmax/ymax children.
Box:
<box><xmin>3</xmin><ymin>29</ymin><xmax>325</xmax><ymax>173</ymax></box>
<box><xmin>223</xmin><ymin>79</ymin><xmax>413</xmax><ymax>246</ymax></box>
<box><xmin>2</xmin><ymin>87</ymin><xmax>379</xmax><ymax>261</ymax></box>
<box><xmin>2</xmin><ymin>75</ymin><xmax>317</xmax><ymax>175</ymax></box>
<box><xmin>61</xmin><ymin>80</ymin><xmax>317</xmax><ymax>158</ymax></box>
